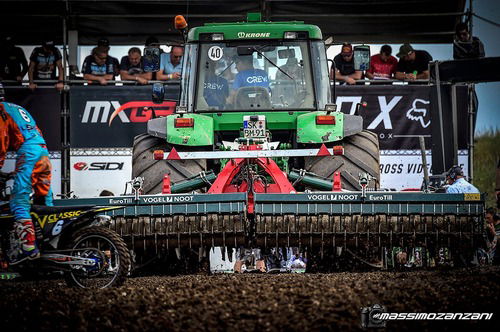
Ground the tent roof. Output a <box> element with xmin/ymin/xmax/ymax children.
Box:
<box><xmin>0</xmin><ymin>0</ymin><xmax>466</xmax><ymax>45</ymax></box>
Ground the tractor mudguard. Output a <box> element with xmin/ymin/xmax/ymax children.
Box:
<box><xmin>296</xmin><ymin>111</ymin><xmax>344</xmax><ymax>143</ymax></box>
<box><xmin>342</xmin><ymin>114</ymin><xmax>363</xmax><ymax>138</ymax></box>
<box><xmin>147</xmin><ymin>114</ymin><xmax>214</xmax><ymax>146</ymax></box>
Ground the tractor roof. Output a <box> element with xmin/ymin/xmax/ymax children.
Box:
<box><xmin>187</xmin><ymin>13</ymin><xmax>322</xmax><ymax>42</ymax></box>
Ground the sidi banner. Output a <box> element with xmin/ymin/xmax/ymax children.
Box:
<box><xmin>70</xmin><ymin>85</ymin><xmax>179</xmax><ymax>148</ymax></box>
<box><xmin>70</xmin><ymin>155</ymin><xmax>132</xmax><ymax>198</ymax></box>
<box><xmin>335</xmin><ymin>85</ymin><xmax>468</xmax><ymax>150</ymax></box>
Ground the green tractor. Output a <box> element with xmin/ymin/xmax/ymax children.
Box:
<box><xmin>133</xmin><ymin>13</ymin><xmax>380</xmax><ymax>194</ymax></box>
<box><xmin>69</xmin><ymin>13</ymin><xmax>483</xmax><ymax>272</ymax></box>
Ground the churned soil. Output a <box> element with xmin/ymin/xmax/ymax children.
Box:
<box><xmin>1</xmin><ymin>267</ymin><xmax>499</xmax><ymax>331</ymax></box>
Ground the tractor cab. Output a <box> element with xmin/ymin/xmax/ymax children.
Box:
<box><xmin>152</xmin><ymin>13</ymin><xmax>332</xmax><ymax>113</ymax></box>
<box><xmin>186</xmin><ymin>36</ymin><xmax>327</xmax><ymax>112</ymax></box>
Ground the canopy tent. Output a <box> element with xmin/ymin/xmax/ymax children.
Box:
<box><xmin>1</xmin><ymin>0</ymin><xmax>466</xmax><ymax>45</ymax></box>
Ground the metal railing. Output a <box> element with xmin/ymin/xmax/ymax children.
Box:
<box><xmin>1</xmin><ymin>78</ymin><xmax>429</xmax><ymax>87</ymax></box>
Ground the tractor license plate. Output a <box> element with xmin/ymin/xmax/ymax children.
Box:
<box><xmin>243</xmin><ymin>116</ymin><xmax>266</xmax><ymax>138</ymax></box>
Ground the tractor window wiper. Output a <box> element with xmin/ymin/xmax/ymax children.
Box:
<box><xmin>217</xmin><ymin>60</ymin><xmax>235</xmax><ymax>78</ymax></box>
<box><xmin>253</xmin><ymin>47</ymin><xmax>295</xmax><ymax>82</ymax></box>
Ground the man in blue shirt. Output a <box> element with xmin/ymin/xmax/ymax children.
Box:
<box><xmin>203</xmin><ymin>60</ymin><xmax>229</xmax><ymax>110</ymax></box>
<box><xmin>232</xmin><ymin>56</ymin><xmax>269</xmax><ymax>90</ymax></box>
<box><xmin>445</xmin><ymin>165</ymin><xmax>479</xmax><ymax>193</ymax></box>
<box><xmin>82</xmin><ymin>46</ymin><xmax>120</xmax><ymax>85</ymax></box>
<box><xmin>158</xmin><ymin>46</ymin><xmax>183</xmax><ymax>80</ymax></box>
<box><xmin>228</xmin><ymin>56</ymin><xmax>269</xmax><ymax>106</ymax></box>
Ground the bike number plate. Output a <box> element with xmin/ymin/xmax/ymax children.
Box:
<box><xmin>243</xmin><ymin>115</ymin><xmax>266</xmax><ymax>138</ymax></box>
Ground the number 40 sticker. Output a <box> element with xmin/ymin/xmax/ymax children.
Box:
<box><xmin>208</xmin><ymin>46</ymin><xmax>223</xmax><ymax>61</ymax></box>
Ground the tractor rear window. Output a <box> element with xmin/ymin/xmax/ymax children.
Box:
<box><xmin>196</xmin><ymin>41</ymin><xmax>315</xmax><ymax>111</ymax></box>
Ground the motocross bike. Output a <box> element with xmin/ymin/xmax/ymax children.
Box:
<box><xmin>0</xmin><ymin>171</ymin><xmax>131</xmax><ymax>288</ymax></box>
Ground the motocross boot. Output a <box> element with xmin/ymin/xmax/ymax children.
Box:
<box><xmin>10</xmin><ymin>219</ymin><xmax>40</xmax><ymax>265</ymax></box>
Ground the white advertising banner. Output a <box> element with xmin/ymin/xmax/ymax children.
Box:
<box><xmin>70</xmin><ymin>155</ymin><xmax>132</xmax><ymax>198</ymax></box>
<box><xmin>67</xmin><ymin>150</ymin><xmax>468</xmax><ymax>196</ymax></box>
<box><xmin>3</xmin><ymin>155</ymin><xmax>62</xmax><ymax>197</ymax></box>
<box><xmin>379</xmin><ymin>150</ymin><xmax>469</xmax><ymax>190</ymax></box>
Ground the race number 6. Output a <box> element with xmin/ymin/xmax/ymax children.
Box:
<box><xmin>18</xmin><ymin>109</ymin><xmax>31</xmax><ymax>122</ymax></box>
<box><xmin>52</xmin><ymin>220</ymin><xmax>64</xmax><ymax>236</ymax></box>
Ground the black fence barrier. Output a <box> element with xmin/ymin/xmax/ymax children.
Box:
<box><xmin>4</xmin><ymin>86</ymin><xmax>62</xmax><ymax>150</ymax></box>
<box><xmin>70</xmin><ymin>84</ymin><xmax>469</xmax><ymax>150</ymax></box>
<box><xmin>335</xmin><ymin>85</ymin><xmax>469</xmax><ymax>150</ymax></box>
<box><xmin>4</xmin><ymin>84</ymin><xmax>469</xmax><ymax>151</ymax></box>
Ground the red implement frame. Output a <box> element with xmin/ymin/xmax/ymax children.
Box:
<box><xmin>207</xmin><ymin>145</ymin><xmax>295</xmax><ymax>213</ymax></box>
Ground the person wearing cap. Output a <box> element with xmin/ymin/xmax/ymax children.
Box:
<box><xmin>27</xmin><ymin>40</ymin><xmax>64</xmax><ymax>91</ymax></box>
<box><xmin>157</xmin><ymin>46</ymin><xmax>183</xmax><ymax>81</ymax></box>
<box><xmin>81</xmin><ymin>46</ymin><xmax>119</xmax><ymax>85</ymax></box>
<box><xmin>365</xmin><ymin>45</ymin><xmax>398</xmax><ymax>80</ymax></box>
<box><xmin>330</xmin><ymin>43</ymin><xmax>362</xmax><ymax>85</ymax></box>
<box><xmin>119</xmin><ymin>47</ymin><xmax>152</xmax><ymax>85</ymax></box>
<box><xmin>96</xmin><ymin>38</ymin><xmax>120</xmax><ymax>76</ymax></box>
<box><xmin>0</xmin><ymin>36</ymin><xmax>28</xmax><ymax>83</ymax></box>
<box><xmin>453</xmin><ymin>22</ymin><xmax>485</xmax><ymax>60</ymax></box>
<box><xmin>445</xmin><ymin>165</ymin><xmax>479</xmax><ymax>194</ymax></box>
<box><xmin>394</xmin><ymin>43</ymin><xmax>433</xmax><ymax>81</ymax></box>
<box><xmin>0</xmin><ymin>82</ymin><xmax>53</xmax><ymax>264</ymax></box>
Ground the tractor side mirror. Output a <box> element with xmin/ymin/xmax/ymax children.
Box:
<box><xmin>143</xmin><ymin>47</ymin><xmax>161</xmax><ymax>72</ymax></box>
<box><xmin>152</xmin><ymin>83</ymin><xmax>165</xmax><ymax>104</ymax></box>
<box><xmin>353</xmin><ymin>45</ymin><xmax>370</xmax><ymax>71</ymax></box>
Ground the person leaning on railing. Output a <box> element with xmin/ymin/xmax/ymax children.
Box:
<box><xmin>28</xmin><ymin>40</ymin><xmax>64</xmax><ymax>91</ymax></box>
<box><xmin>119</xmin><ymin>47</ymin><xmax>152</xmax><ymax>85</ymax></box>
<box><xmin>365</xmin><ymin>45</ymin><xmax>398</xmax><ymax>80</ymax></box>
<box><xmin>394</xmin><ymin>43</ymin><xmax>432</xmax><ymax>81</ymax></box>
<box><xmin>330</xmin><ymin>43</ymin><xmax>362</xmax><ymax>85</ymax></box>
<box><xmin>81</xmin><ymin>46</ymin><xmax>119</xmax><ymax>85</ymax></box>
<box><xmin>157</xmin><ymin>46</ymin><xmax>183</xmax><ymax>81</ymax></box>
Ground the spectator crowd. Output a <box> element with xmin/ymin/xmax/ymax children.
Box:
<box><xmin>0</xmin><ymin>36</ymin><xmax>184</xmax><ymax>89</ymax></box>
<box><xmin>0</xmin><ymin>22</ymin><xmax>486</xmax><ymax>89</ymax></box>
<box><xmin>331</xmin><ymin>22</ymin><xmax>485</xmax><ymax>84</ymax></box>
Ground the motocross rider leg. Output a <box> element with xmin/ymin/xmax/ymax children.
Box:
<box><xmin>9</xmin><ymin>145</ymin><xmax>48</xmax><ymax>263</ymax></box>
<box><xmin>31</xmin><ymin>153</ymin><xmax>53</xmax><ymax>206</ymax></box>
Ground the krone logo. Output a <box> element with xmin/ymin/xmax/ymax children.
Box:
<box><xmin>237</xmin><ymin>32</ymin><xmax>271</xmax><ymax>38</ymax></box>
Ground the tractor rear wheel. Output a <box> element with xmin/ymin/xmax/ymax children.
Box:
<box><xmin>304</xmin><ymin>130</ymin><xmax>380</xmax><ymax>190</ymax></box>
<box><xmin>132</xmin><ymin>134</ymin><xmax>207</xmax><ymax>194</ymax></box>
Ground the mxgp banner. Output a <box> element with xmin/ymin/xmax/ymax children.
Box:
<box><xmin>335</xmin><ymin>85</ymin><xmax>468</xmax><ymax>150</ymax></box>
<box><xmin>70</xmin><ymin>85</ymin><xmax>179</xmax><ymax>148</ymax></box>
<box><xmin>4</xmin><ymin>86</ymin><xmax>62</xmax><ymax>150</ymax></box>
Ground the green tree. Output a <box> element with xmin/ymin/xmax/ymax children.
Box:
<box><xmin>473</xmin><ymin>130</ymin><xmax>500</xmax><ymax>208</ymax></box>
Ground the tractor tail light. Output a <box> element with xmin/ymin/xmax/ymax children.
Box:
<box><xmin>153</xmin><ymin>150</ymin><xmax>165</xmax><ymax>160</ymax></box>
<box><xmin>316</xmin><ymin>115</ymin><xmax>335</xmax><ymax>125</ymax></box>
<box><xmin>174</xmin><ymin>118</ymin><xmax>194</xmax><ymax>128</ymax></box>
<box><xmin>333</xmin><ymin>146</ymin><xmax>344</xmax><ymax>156</ymax></box>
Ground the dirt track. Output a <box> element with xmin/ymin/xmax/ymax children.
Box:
<box><xmin>1</xmin><ymin>267</ymin><xmax>499</xmax><ymax>331</ymax></box>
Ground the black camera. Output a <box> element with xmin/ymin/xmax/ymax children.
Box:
<box><xmin>360</xmin><ymin>304</ymin><xmax>387</xmax><ymax>328</ymax></box>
